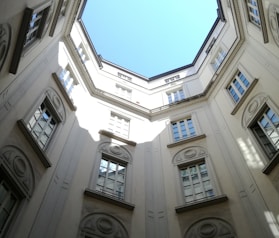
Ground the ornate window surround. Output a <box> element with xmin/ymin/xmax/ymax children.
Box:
<box><xmin>242</xmin><ymin>93</ymin><xmax>279</xmax><ymax>174</ymax></box>
<box><xmin>173</xmin><ymin>146</ymin><xmax>227</xmax><ymax>213</ymax></box>
<box><xmin>85</xmin><ymin>142</ymin><xmax>135</xmax><ymax>210</ymax></box>
<box><xmin>17</xmin><ymin>88</ymin><xmax>65</xmax><ymax>168</ymax></box>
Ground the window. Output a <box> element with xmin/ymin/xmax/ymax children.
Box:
<box><xmin>96</xmin><ymin>157</ymin><xmax>126</xmax><ymax>200</ymax></box>
<box><xmin>171</xmin><ymin>118</ymin><xmax>196</xmax><ymax>142</ymax></box>
<box><xmin>246</xmin><ymin>0</ymin><xmax>261</xmax><ymax>27</ymax></box>
<box><xmin>59</xmin><ymin>65</ymin><xmax>78</xmax><ymax>99</ymax></box>
<box><xmin>0</xmin><ymin>175</ymin><xmax>20</xmax><ymax>237</ymax></box>
<box><xmin>227</xmin><ymin>71</ymin><xmax>250</xmax><ymax>103</ymax></box>
<box><xmin>180</xmin><ymin>161</ymin><xmax>214</xmax><ymax>203</ymax></box>
<box><xmin>211</xmin><ymin>48</ymin><xmax>227</xmax><ymax>71</ymax></box>
<box><xmin>9</xmin><ymin>1</ymin><xmax>53</xmax><ymax>74</ymax></box>
<box><xmin>250</xmin><ymin>106</ymin><xmax>279</xmax><ymax>159</ymax></box>
<box><xmin>115</xmin><ymin>85</ymin><xmax>132</xmax><ymax>100</ymax></box>
<box><xmin>77</xmin><ymin>43</ymin><xmax>89</xmax><ymax>63</ymax></box>
<box><xmin>108</xmin><ymin>113</ymin><xmax>130</xmax><ymax>138</ymax></box>
<box><xmin>167</xmin><ymin>88</ymin><xmax>185</xmax><ymax>104</ymax></box>
<box><xmin>27</xmin><ymin>100</ymin><xmax>58</xmax><ymax>150</ymax></box>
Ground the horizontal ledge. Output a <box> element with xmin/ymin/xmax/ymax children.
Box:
<box><xmin>175</xmin><ymin>194</ymin><xmax>228</xmax><ymax>213</ymax></box>
<box><xmin>84</xmin><ymin>188</ymin><xmax>135</xmax><ymax>211</ymax></box>
<box><xmin>167</xmin><ymin>134</ymin><xmax>206</xmax><ymax>148</ymax></box>
<box><xmin>99</xmin><ymin>130</ymin><xmax>137</xmax><ymax>146</ymax></box>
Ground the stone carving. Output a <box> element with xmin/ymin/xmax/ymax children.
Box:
<box><xmin>268</xmin><ymin>4</ymin><xmax>279</xmax><ymax>47</ymax></box>
<box><xmin>79</xmin><ymin>213</ymin><xmax>128</xmax><ymax>238</ymax></box>
<box><xmin>46</xmin><ymin>88</ymin><xmax>66</xmax><ymax>122</ymax></box>
<box><xmin>241</xmin><ymin>93</ymin><xmax>268</xmax><ymax>128</ymax></box>
<box><xmin>0</xmin><ymin>23</ymin><xmax>11</xmax><ymax>71</ymax></box>
<box><xmin>98</xmin><ymin>142</ymin><xmax>132</xmax><ymax>163</ymax></box>
<box><xmin>185</xmin><ymin>217</ymin><xmax>236</xmax><ymax>238</ymax></box>
<box><xmin>0</xmin><ymin>145</ymin><xmax>35</xmax><ymax>198</ymax></box>
<box><xmin>173</xmin><ymin>146</ymin><xmax>207</xmax><ymax>165</ymax></box>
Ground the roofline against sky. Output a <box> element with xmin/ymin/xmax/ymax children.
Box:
<box><xmin>77</xmin><ymin>0</ymin><xmax>225</xmax><ymax>81</ymax></box>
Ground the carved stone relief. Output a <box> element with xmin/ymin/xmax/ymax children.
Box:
<box><xmin>79</xmin><ymin>213</ymin><xmax>129</xmax><ymax>238</ymax></box>
<box><xmin>173</xmin><ymin>146</ymin><xmax>207</xmax><ymax>165</ymax></box>
<box><xmin>268</xmin><ymin>4</ymin><xmax>279</xmax><ymax>47</ymax></box>
<box><xmin>46</xmin><ymin>88</ymin><xmax>66</xmax><ymax>122</ymax></box>
<box><xmin>98</xmin><ymin>142</ymin><xmax>132</xmax><ymax>163</ymax></box>
<box><xmin>0</xmin><ymin>145</ymin><xmax>35</xmax><ymax>198</ymax></box>
<box><xmin>185</xmin><ymin>217</ymin><xmax>236</xmax><ymax>238</ymax></box>
<box><xmin>0</xmin><ymin>23</ymin><xmax>11</xmax><ymax>71</ymax></box>
<box><xmin>241</xmin><ymin>93</ymin><xmax>268</xmax><ymax>128</ymax></box>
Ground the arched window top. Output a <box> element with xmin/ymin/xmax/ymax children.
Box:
<box><xmin>173</xmin><ymin>146</ymin><xmax>208</xmax><ymax>166</ymax></box>
<box><xmin>98</xmin><ymin>142</ymin><xmax>132</xmax><ymax>163</ymax></box>
<box><xmin>79</xmin><ymin>212</ymin><xmax>129</xmax><ymax>238</ymax></box>
<box><xmin>0</xmin><ymin>145</ymin><xmax>35</xmax><ymax>198</ymax></box>
<box><xmin>185</xmin><ymin>217</ymin><xmax>236</xmax><ymax>238</ymax></box>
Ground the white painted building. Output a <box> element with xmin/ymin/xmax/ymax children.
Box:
<box><xmin>1</xmin><ymin>0</ymin><xmax>279</xmax><ymax>237</ymax></box>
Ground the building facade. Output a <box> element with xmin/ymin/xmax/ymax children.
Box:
<box><xmin>1</xmin><ymin>0</ymin><xmax>279</xmax><ymax>237</ymax></box>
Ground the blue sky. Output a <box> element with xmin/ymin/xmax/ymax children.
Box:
<box><xmin>82</xmin><ymin>1</ymin><xmax>218</xmax><ymax>78</ymax></box>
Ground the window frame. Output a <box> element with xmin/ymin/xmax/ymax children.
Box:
<box><xmin>9</xmin><ymin>1</ymin><xmax>54</xmax><ymax>74</ymax></box>
<box><xmin>108</xmin><ymin>112</ymin><xmax>130</xmax><ymax>139</ymax></box>
<box><xmin>17</xmin><ymin>89</ymin><xmax>65</xmax><ymax>168</ymax></box>
<box><xmin>226</xmin><ymin>67</ymin><xmax>258</xmax><ymax>115</ymax></box>
<box><xmin>211</xmin><ymin>47</ymin><xmax>227</xmax><ymax>71</ymax></box>
<box><xmin>243</xmin><ymin>94</ymin><xmax>279</xmax><ymax>174</ymax></box>
<box><xmin>178</xmin><ymin>159</ymin><xmax>215</xmax><ymax>203</ymax></box>
<box><xmin>171</xmin><ymin>116</ymin><xmax>197</xmax><ymax>142</ymax></box>
<box><xmin>115</xmin><ymin>84</ymin><xmax>132</xmax><ymax>101</ymax></box>
<box><xmin>166</xmin><ymin>87</ymin><xmax>186</xmax><ymax>104</ymax></box>
<box><xmin>0</xmin><ymin>174</ymin><xmax>21</xmax><ymax>237</ymax></box>
<box><xmin>95</xmin><ymin>155</ymin><xmax>127</xmax><ymax>200</ymax></box>
<box><xmin>244</xmin><ymin>0</ymin><xmax>269</xmax><ymax>43</ymax></box>
<box><xmin>173</xmin><ymin>146</ymin><xmax>227</xmax><ymax>213</ymax></box>
<box><xmin>26</xmin><ymin>99</ymin><xmax>60</xmax><ymax>150</ymax></box>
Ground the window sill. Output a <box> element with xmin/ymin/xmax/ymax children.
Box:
<box><xmin>52</xmin><ymin>73</ymin><xmax>77</xmax><ymax>111</ymax></box>
<box><xmin>84</xmin><ymin>188</ymin><xmax>135</xmax><ymax>211</ymax></box>
<box><xmin>262</xmin><ymin>151</ymin><xmax>279</xmax><ymax>174</ymax></box>
<box><xmin>175</xmin><ymin>194</ymin><xmax>228</xmax><ymax>213</ymax></box>
<box><xmin>167</xmin><ymin>134</ymin><xmax>206</xmax><ymax>148</ymax></box>
<box><xmin>231</xmin><ymin>78</ymin><xmax>258</xmax><ymax>115</ymax></box>
<box><xmin>99</xmin><ymin>130</ymin><xmax>137</xmax><ymax>146</ymax></box>
<box><xmin>17</xmin><ymin>119</ymin><xmax>52</xmax><ymax>168</ymax></box>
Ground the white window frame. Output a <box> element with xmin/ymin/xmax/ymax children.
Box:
<box><xmin>171</xmin><ymin>117</ymin><xmax>196</xmax><ymax>142</ymax></box>
<box><xmin>77</xmin><ymin>42</ymin><xmax>89</xmax><ymax>63</ymax></box>
<box><xmin>250</xmin><ymin>105</ymin><xmax>279</xmax><ymax>160</ymax></box>
<box><xmin>167</xmin><ymin>87</ymin><xmax>185</xmax><ymax>104</ymax></box>
<box><xmin>246</xmin><ymin>0</ymin><xmax>261</xmax><ymax>27</ymax></box>
<box><xmin>27</xmin><ymin>99</ymin><xmax>59</xmax><ymax>150</ymax></box>
<box><xmin>227</xmin><ymin>70</ymin><xmax>251</xmax><ymax>103</ymax></box>
<box><xmin>179</xmin><ymin>159</ymin><xmax>215</xmax><ymax>203</ymax></box>
<box><xmin>58</xmin><ymin>64</ymin><xmax>78</xmax><ymax>98</ymax></box>
<box><xmin>211</xmin><ymin>47</ymin><xmax>227</xmax><ymax>71</ymax></box>
<box><xmin>115</xmin><ymin>84</ymin><xmax>132</xmax><ymax>100</ymax></box>
<box><xmin>108</xmin><ymin>112</ymin><xmax>130</xmax><ymax>139</ymax></box>
<box><xmin>96</xmin><ymin>155</ymin><xmax>127</xmax><ymax>200</ymax></box>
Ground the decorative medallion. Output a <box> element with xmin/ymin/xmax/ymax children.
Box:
<box><xmin>185</xmin><ymin>218</ymin><xmax>236</xmax><ymax>238</ymax></box>
<box><xmin>98</xmin><ymin>142</ymin><xmax>131</xmax><ymax>163</ymax></box>
<box><xmin>80</xmin><ymin>213</ymin><xmax>128</xmax><ymax>238</ymax></box>
<box><xmin>241</xmin><ymin>93</ymin><xmax>268</xmax><ymax>128</ymax></box>
<box><xmin>0</xmin><ymin>146</ymin><xmax>35</xmax><ymax>197</ymax></box>
<box><xmin>173</xmin><ymin>146</ymin><xmax>207</xmax><ymax>165</ymax></box>
<box><xmin>0</xmin><ymin>23</ymin><xmax>11</xmax><ymax>71</ymax></box>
